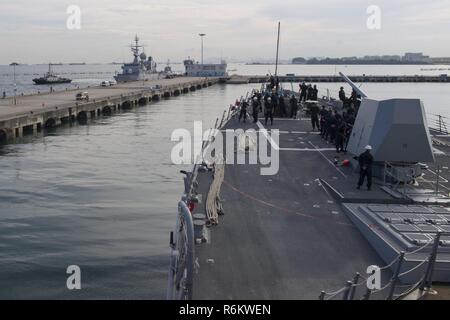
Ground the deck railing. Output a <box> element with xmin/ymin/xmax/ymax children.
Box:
<box><xmin>319</xmin><ymin>232</ymin><xmax>445</xmax><ymax>300</ymax></box>
<box><xmin>427</xmin><ymin>113</ymin><xmax>450</xmax><ymax>135</ymax></box>
<box><xmin>167</xmin><ymin>92</ymin><xmax>249</xmax><ymax>300</ymax></box>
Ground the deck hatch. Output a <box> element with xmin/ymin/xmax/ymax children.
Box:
<box><xmin>402</xmin><ymin>233</ymin><xmax>434</xmax><ymax>245</ymax></box>
<box><xmin>391</xmin><ymin>224</ymin><xmax>420</xmax><ymax>233</ymax></box>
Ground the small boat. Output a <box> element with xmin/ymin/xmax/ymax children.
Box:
<box><xmin>33</xmin><ymin>64</ymin><xmax>72</xmax><ymax>85</ymax></box>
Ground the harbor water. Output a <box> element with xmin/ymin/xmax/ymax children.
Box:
<box><xmin>0</xmin><ymin>83</ymin><xmax>258</xmax><ymax>299</ymax></box>
<box><xmin>0</xmin><ymin>64</ymin><xmax>450</xmax><ymax>299</ymax></box>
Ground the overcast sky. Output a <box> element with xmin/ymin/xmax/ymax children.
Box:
<box><xmin>1</xmin><ymin>0</ymin><xmax>449</xmax><ymax>64</ymax></box>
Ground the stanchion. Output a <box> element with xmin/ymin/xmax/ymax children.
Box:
<box><xmin>420</xmin><ymin>232</ymin><xmax>442</xmax><ymax>291</ymax></box>
<box><xmin>387</xmin><ymin>252</ymin><xmax>405</xmax><ymax>300</ymax></box>
<box><xmin>342</xmin><ymin>281</ymin><xmax>353</xmax><ymax>300</ymax></box>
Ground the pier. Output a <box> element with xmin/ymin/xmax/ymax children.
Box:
<box><xmin>0</xmin><ymin>77</ymin><xmax>219</xmax><ymax>142</ymax></box>
<box><xmin>225</xmin><ymin>74</ymin><xmax>450</xmax><ymax>83</ymax></box>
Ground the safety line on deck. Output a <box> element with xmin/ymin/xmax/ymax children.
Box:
<box><xmin>291</xmin><ymin>131</ymin><xmax>321</xmax><ymax>135</ymax></box>
<box><xmin>222</xmin><ymin>180</ymin><xmax>353</xmax><ymax>227</ymax></box>
<box><xmin>308</xmin><ymin>141</ymin><xmax>347</xmax><ymax>178</ymax></box>
<box><xmin>220</xmin><ymin>130</ymin><xmax>321</xmax><ymax>135</ymax></box>
<box><xmin>258</xmin><ymin>118</ymin><xmax>311</xmax><ymax>121</ymax></box>
<box><xmin>427</xmin><ymin>169</ymin><xmax>450</xmax><ymax>183</ymax></box>
<box><xmin>279</xmin><ymin>147</ymin><xmax>336</xmax><ymax>152</ymax></box>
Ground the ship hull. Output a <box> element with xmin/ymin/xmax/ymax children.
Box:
<box><xmin>114</xmin><ymin>72</ymin><xmax>164</xmax><ymax>83</ymax></box>
<box><xmin>32</xmin><ymin>78</ymin><xmax>72</xmax><ymax>85</ymax></box>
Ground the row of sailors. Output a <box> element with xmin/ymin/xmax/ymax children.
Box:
<box><xmin>236</xmin><ymin>85</ymin><xmax>372</xmax><ymax>190</ymax></box>
<box><xmin>237</xmin><ymin>88</ymin><xmax>359</xmax><ymax>150</ymax></box>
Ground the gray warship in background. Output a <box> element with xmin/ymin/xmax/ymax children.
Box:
<box><xmin>114</xmin><ymin>35</ymin><xmax>164</xmax><ymax>83</ymax></box>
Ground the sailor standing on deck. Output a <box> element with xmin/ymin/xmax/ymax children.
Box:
<box><xmin>309</xmin><ymin>103</ymin><xmax>320</xmax><ymax>132</ymax></box>
<box><xmin>339</xmin><ymin>87</ymin><xmax>346</xmax><ymax>103</ymax></box>
<box><xmin>319</xmin><ymin>106</ymin><xmax>327</xmax><ymax>135</ymax></box>
<box><xmin>307</xmin><ymin>84</ymin><xmax>314</xmax><ymax>101</ymax></box>
<box><xmin>239</xmin><ymin>100</ymin><xmax>249</xmax><ymax>123</ymax></box>
<box><xmin>299</xmin><ymin>82</ymin><xmax>308</xmax><ymax>102</ymax></box>
<box><xmin>312</xmin><ymin>85</ymin><xmax>318</xmax><ymax>101</ymax></box>
<box><xmin>279</xmin><ymin>95</ymin><xmax>287</xmax><ymax>118</ymax></box>
<box><xmin>269</xmin><ymin>76</ymin><xmax>275</xmax><ymax>90</ymax></box>
<box><xmin>252</xmin><ymin>97</ymin><xmax>260</xmax><ymax>123</ymax></box>
<box><xmin>335</xmin><ymin>119</ymin><xmax>346</xmax><ymax>153</ymax></box>
<box><xmin>328</xmin><ymin>112</ymin><xmax>338</xmax><ymax>142</ymax></box>
<box><xmin>265</xmin><ymin>97</ymin><xmax>274</xmax><ymax>126</ymax></box>
<box><xmin>357</xmin><ymin>146</ymin><xmax>374</xmax><ymax>191</ymax></box>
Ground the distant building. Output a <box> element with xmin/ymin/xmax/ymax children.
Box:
<box><xmin>381</xmin><ymin>55</ymin><xmax>401</xmax><ymax>61</ymax></box>
<box><xmin>403</xmin><ymin>53</ymin><xmax>431</xmax><ymax>63</ymax></box>
<box><xmin>184</xmin><ymin>59</ymin><xmax>228</xmax><ymax>77</ymax></box>
<box><xmin>430</xmin><ymin>57</ymin><xmax>450</xmax><ymax>65</ymax></box>
<box><xmin>292</xmin><ymin>57</ymin><xmax>307</xmax><ymax>64</ymax></box>
<box><xmin>294</xmin><ymin>53</ymin><xmax>436</xmax><ymax>65</ymax></box>
<box><xmin>362</xmin><ymin>55</ymin><xmax>380</xmax><ymax>61</ymax></box>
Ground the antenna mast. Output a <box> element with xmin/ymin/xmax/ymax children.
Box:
<box><xmin>131</xmin><ymin>35</ymin><xmax>143</xmax><ymax>60</ymax></box>
<box><xmin>275</xmin><ymin>22</ymin><xmax>281</xmax><ymax>76</ymax></box>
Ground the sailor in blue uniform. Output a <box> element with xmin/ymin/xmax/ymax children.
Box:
<box><xmin>357</xmin><ymin>145</ymin><xmax>374</xmax><ymax>191</ymax></box>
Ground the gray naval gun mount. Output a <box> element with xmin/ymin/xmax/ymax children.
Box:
<box><xmin>343</xmin><ymin>71</ymin><xmax>435</xmax><ymax>185</ymax></box>
<box><xmin>324</xmin><ymin>73</ymin><xmax>450</xmax><ymax>289</ymax></box>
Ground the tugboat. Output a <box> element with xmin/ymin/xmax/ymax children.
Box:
<box><xmin>114</xmin><ymin>35</ymin><xmax>164</xmax><ymax>83</ymax></box>
<box><xmin>32</xmin><ymin>64</ymin><xmax>72</xmax><ymax>85</ymax></box>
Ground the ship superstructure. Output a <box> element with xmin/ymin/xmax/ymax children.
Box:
<box><xmin>184</xmin><ymin>58</ymin><xmax>227</xmax><ymax>77</ymax></box>
<box><xmin>114</xmin><ymin>35</ymin><xmax>163</xmax><ymax>83</ymax></box>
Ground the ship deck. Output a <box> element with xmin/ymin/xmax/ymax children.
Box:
<box><xmin>191</xmin><ymin>114</ymin><xmax>450</xmax><ymax>300</ymax></box>
<box><xmin>192</xmin><ymin>117</ymin><xmax>389</xmax><ymax>300</ymax></box>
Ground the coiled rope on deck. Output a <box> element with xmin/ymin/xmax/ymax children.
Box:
<box><xmin>206</xmin><ymin>159</ymin><xmax>225</xmax><ymax>225</ymax></box>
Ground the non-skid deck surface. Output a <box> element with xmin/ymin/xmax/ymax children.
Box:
<box><xmin>193</xmin><ymin>117</ymin><xmax>387</xmax><ymax>300</ymax></box>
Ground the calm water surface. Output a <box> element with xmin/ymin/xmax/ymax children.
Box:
<box><xmin>0</xmin><ymin>83</ymin><xmax>259</xmax><ymax>299</ymax></box>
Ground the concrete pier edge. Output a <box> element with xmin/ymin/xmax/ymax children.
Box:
<box><xmin>0</xmin><ymin>77</ymin><xmax>219</xmax><ymax>141</ymax></box>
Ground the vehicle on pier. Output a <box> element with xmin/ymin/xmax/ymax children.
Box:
<box><xmin>75</xmin><ymin>91</ymin><xmax>89</xmax><ymax>101</ymax></box>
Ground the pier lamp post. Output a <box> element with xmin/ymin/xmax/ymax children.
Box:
<box><xmin>10</xmin><ymin>62</ymin><xmax>19</xmax><ymax>105</ymax></box>
<box><xmin>199</xmin><ymin>33</ymin><xmax>206</xmax><ymax>65</ymax></box>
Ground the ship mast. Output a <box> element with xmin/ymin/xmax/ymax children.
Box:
<box><xmin>275</xmin><ymin>22</ymin><xmax>281</xmax><ymax>76</ymax></box>
<box><xmin>131</xmin><ymin>35</ymin><xmax>143</xmax><ymax>63</ymax></box>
